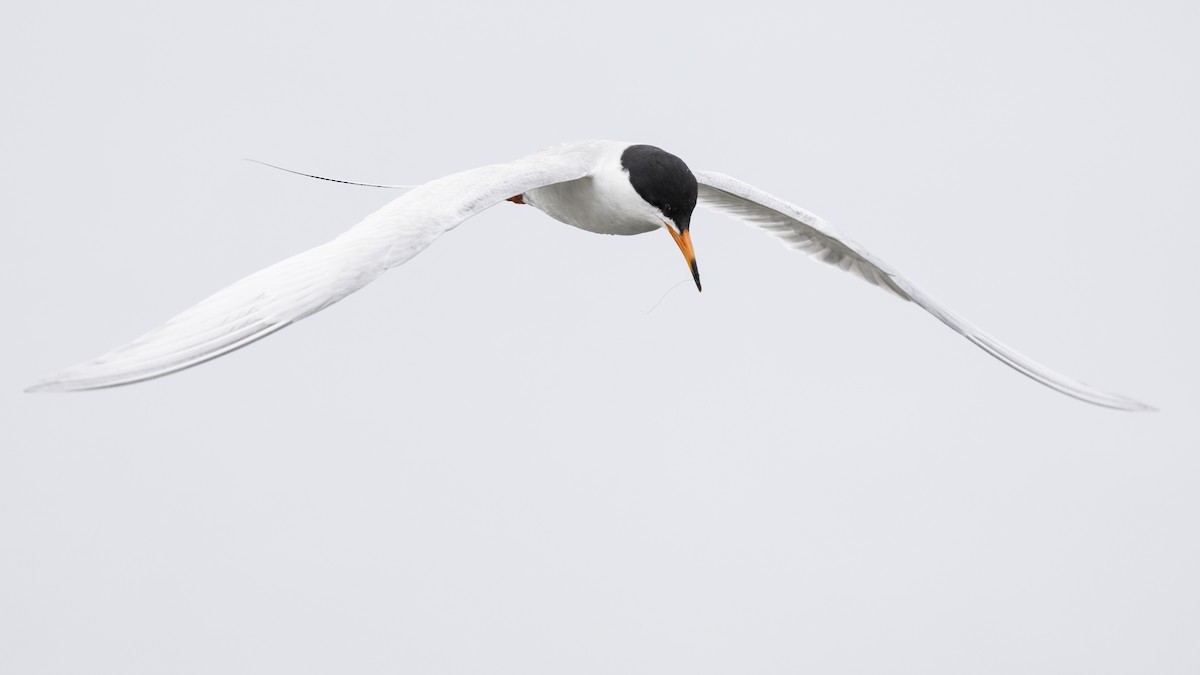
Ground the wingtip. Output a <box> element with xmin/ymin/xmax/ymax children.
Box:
<box><xmin>25</xmin><ymin>370</ymin><xmax>97</xmax><ymax>393</ymax></box>
<box><xmin>1099</xmin><ymin>393</ymin><xmax>1158</xmax><ymax>412</ymax></box>
<box><xmin>24</xmin><ymin>376</ymin><xmax>79</xmax><ymax>393</ymax></box>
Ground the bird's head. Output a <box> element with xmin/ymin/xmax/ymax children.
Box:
<box><xmin>621</xmin><ymin>144</ymin><xmax>701</xmax><ymax>291</ymax></box>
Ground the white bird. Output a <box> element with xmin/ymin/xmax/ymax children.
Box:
<box><xmin>27</xmin><ymin>140</ymin><xmax>1152</xmax><ymax>410</ymax></box>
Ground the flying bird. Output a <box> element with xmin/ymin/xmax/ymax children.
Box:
<box><xmin>27</xmin><ymin>140</ymin><xmax>1152</xmax><ymax>410</ymax></box>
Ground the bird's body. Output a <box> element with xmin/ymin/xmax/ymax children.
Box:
<box><xmin>522</xmin><ymin>141</ymin><xmax>661</xmax><ymax>236</ymax></box>
<box><xmin>27</xmin><ymin>140</ymin><xmax>1153</xmax><ymax>410</ymax></box>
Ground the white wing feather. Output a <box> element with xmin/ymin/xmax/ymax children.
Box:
<box><xmin>28</xmin><ymin>145</ymin><xmax>595</xmax><ymax>392</ymax></box>
<box><xmin>693</xmin><ymin>170</ymin><xmax>1153</xmax><ymax>411</ymax></box>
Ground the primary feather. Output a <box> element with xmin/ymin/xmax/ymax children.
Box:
<box><xmin>694</xmin><ymin>170</ymin><xmax>1154</xmax><ymax>412</ymax></box>
<box><xmin>27</xmin><ymin>145</ymin><xmax>594</xmax><ymax>392</ymax></box>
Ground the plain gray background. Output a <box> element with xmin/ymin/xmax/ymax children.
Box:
<box><xmin>2</xmin><ymin>1</ymin><xmax>1197</xmax><ymax>673</ymax></box>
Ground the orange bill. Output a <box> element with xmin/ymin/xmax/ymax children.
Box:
<box><xmin>666</xmin><ymin>226</ymin><xmax>701</xmax><ymax>292</ymax></box>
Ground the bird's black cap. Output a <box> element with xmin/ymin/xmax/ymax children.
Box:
<box><xmin>620</xmin><ymin>144</ymin><xmax>698</xmax><ymax>230</ymax></box>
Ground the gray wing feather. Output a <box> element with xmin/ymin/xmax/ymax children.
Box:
<box><xmin>694</xmin><ymin>170</ymin><xmax>1153</xmax><ymax>411</ymax></box>
<box><xmin>28</xmin><ymin>146</ymin><xmax>594</xmax><ymax>391</ymax></box>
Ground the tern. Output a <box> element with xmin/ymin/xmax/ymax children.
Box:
<box><xmin>27</xmin><ymin>140</ymin><xmax>1152</xmax><ymax>410</ymax></box>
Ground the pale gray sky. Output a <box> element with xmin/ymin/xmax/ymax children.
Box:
<box><xmin>2</xmin><ymin>1</ymin><xmax>1197</xmax><ymax>673</ymax></box>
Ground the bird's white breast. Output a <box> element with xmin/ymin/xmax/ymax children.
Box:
<box><xmin>522</xmin><ymin>141</ymin><xmax>661</xmax><ymax>236</ymax></box>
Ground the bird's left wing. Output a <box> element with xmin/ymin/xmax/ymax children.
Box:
<box><xmin>693</xmin><ymin>170</ymin><xmax>1153</xmax><ymax>411</ymax></box>
<box><xmin>28</xmin><ymin>146</ymin><xmax>594</xmax><ymax>392</ymax></box>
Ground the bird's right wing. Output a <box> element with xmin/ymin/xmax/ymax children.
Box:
<box><xmin>27</xmin><ymin>145</ymin><xmax>596</xmax><ymax>392</ymax></box>
<box><xmin>693</xmin><ymin>169</ymin><xmax>1154</xmax><ymax>411</ymax></box>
